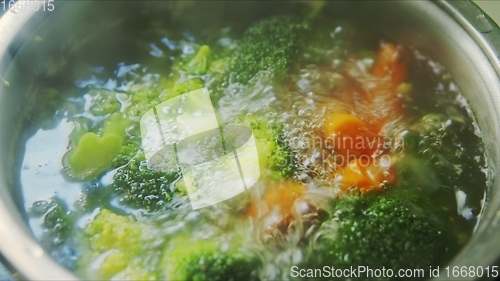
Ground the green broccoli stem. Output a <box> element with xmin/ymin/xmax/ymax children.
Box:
<box><xmin>183</xmin><ymin>45</ymin><xmax>212</xmax><ymax>75</ymax></box>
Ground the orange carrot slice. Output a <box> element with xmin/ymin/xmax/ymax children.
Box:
<box><xmin>247</xmin><ymin>181</ymin><xmax>305</xmax><ymax>218</ymax></box>
<box><xmin>321</xmin><ymin>111</ymin><xmax>384</xmax><ymax>159</ymax></box>
<box><xmin>372</xmin><ymin>42</ymin><xmax>408</xmax><ymax>86</ymax></box>
<box><xmin>335</xmin><ymin>157</ymin><xmax>395</xmax><ymax>193</ymax></box>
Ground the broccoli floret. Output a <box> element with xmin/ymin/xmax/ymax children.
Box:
<box><xmin>31</xmin><ymin>197</ymin><xmax>78</xmax><ymax>270</ymax></box>
<box><xmin>67</xmin><ymin>65</ymin><xmax>205</xmax><ymax>198</ymax></box>
<box><xmin>161</xmin><ymin>237</ymin><xmax>259</xmax><ymax>281</ymax></box>
<box><xmin>398</xmin><ymin>113</ymin><xmax>486</xmax><ymax>244</ymax></box>
<box><xmin>236</xmin><ymin>116</ymin><xmax>295</xmax><ymax>179</ymax></box>
<box><xmin>112</xmin><ymin>155</ymin><xmax>182</xmax><ymax>212</ymax></box>
<box><xmin>299</xmin><ymin>20</ymin><xmax>352</xmax><ymax>67</ymax></box>
<box><xmin>309</xmin><ymin>193</ymin><xmax>449</xmax><ymax>276</ymax></box>
<box><xmin>229</xmin><ymin>15</ymin><xmax>311</xmax><ymax>83</ymax></box>
<box><xmin>102</xmin><ymin>112</ymin><xmax>133</xmax><ymax>140</ymax></box>
<box><xmin>77</xmin><ymin>182</ymin><xmax>115</xmax><ymax>212</ymax></box>
<box><xmin>403</xmin><ymin>113</ymin><xmax>485</xmax><ymax>189</ymax></box>
<box><xmin>111</xmin><ymin>138</ymin><xmax>141</xmax><ymax>167</ymax></box>
<box><xmin>88</xmin><ymin>89</ymin><xmax>121</xmax><ymax>116</ymax></box>
<box><xmin>83</xmin><ymin>211</ymin><xmax>260</xmax><ymax>280</ymax></box>
<box><xmin>80</xmin><ymin>209</ymin><xmax>160</xmax><ymax>280</ymax></box>
<box><xmin>208</xmin><ymin>58</ymin><xmax>229</xmax><ymax>75</ymax></box>
<box><xmin>169</xmin><ymin>78</ymin><xmax>205</xmax><ymax>99</ymax></box>
<box><xmin>406</xmin><ymin>113</ymin><xmax>467</xmax><ymax>168</ymax></box>
<box><xmin>183</xmin><ymin>45</ymin><xmax>212</xmax><ymax>75</ymax></box>
<box><xmin>125</xmin><ymin>87</ymin><xmax>165</xmax><ymax>118</ymax></box>
<box><xmin>63</xmin><ymin>45</ymin><xmax>208</xmax><ymax>182</ymax></box>
<box><xmin>127</xmin><ymin>77</ymin><xmax>206</xmax><ymax>118</ymax></box>
<box><xmin>25</xmin><ymin>87</ymin><xmax>73</xmax><ymax>127</ymax></box>
<box><xmin>41</xmin><ymin>197</ymin><xmax>74</xmax><ymax>242</ymax></box>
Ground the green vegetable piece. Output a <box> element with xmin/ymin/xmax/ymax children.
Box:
<box><xmin>170</xmin><ymin>78</ymin><xmax>205</xmax><ymax>99</ymax></box>
<box><xmin>111</xmin><ymin>139</ymin><xmax>141</xmax><ymax>167</ymax></box>
<box><xmin>230</xmin><ymin>16</ymin><xmax>311</xmax><ymax>83</ymax></box>
<box><xmin>310</xmin><ymin>194</ymin><xmax>449</xmax><ymax>274</ymax></box>
<box><xmin>33</xmin><ymin>197</ymin><xmax>77</xmax><ymax>270</ymax></box>
<box><xmin>419</xmin><ymin>113</ymin><xmax>446</xmax><ymax>134</ymax></box>
<box><xmin>126</xmin><ymin>87</ymin><xmax>164</xmax><ymax>118</ymax></box>
<box><xmin>112</xmin><ymin>155</ymin><xmax>181</xmax><ymax>212</ymax></box>
<box><xmin>237</xmin><ymin>116</ymin><xmax>294</xmax><ymax>179</ymax></box>
<box><xmin>86</xmin><ymin>209</ymin><xmax>142</xmax><ymax>257</ymax></box>
<box><xmin>102</xmin><ymin>113</ymin><xmax>132</xmax><ymax>141</ymax></box>
<box><xmin>184</xmin><ymin>45</ymin><xmax>212</xmax><ymax>75</ymax></box>
<box><xmin>65</xmin><ymin>113</ymin><xmax>132</xmax><ymax>181</ymax></box>
<box><xmin>67</xmin><ymin>132</ymin><xmax>122</xmax><ymax>180</ymax></box>
<box><xmin>162</xmin><ymin>237</ymin><xmax>259</xmax><ymax>281</ymax></box>
<box><xmin>42</xmin><ymin>197</ymin><xmax>74</xmax><ymax>241</ymax></box>
<box><xmin>208</xmin><ymin>58</ymin><xmax>229</xmax><ymax>74</ymax></box>
<box><xmin>81</xmin><ymin>209</ymin><xmax>159</xmax><ymax>280</ymax></box>
<box><xmin>404</xmin><ymin>112</ymin><xmax>485</xmax><ymax>191</ymax></box>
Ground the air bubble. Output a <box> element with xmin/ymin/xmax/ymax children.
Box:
<box><xmin>32</xmin><ymin>200</ymin><xmax>50</xmax><ymax>214</ymax></box>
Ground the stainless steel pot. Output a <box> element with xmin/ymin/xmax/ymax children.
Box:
<box><xmin>0</xmin><ymin>1</ymin><xmax>499</xmax><ymax>280</ymax></box>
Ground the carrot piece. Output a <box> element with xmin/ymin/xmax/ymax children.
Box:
<box><xmin>351</xmin><ymin>42</ymin><xmax>409</xmax><ymax>126</ymax></box>
<box><xmin>247</xmin><ymin>181</ymin><xmax>305</xmax><ymax>218</ymax></box>
<box><xmin>371</xmin><ymin>42</ymin><xmax>408</xmax><ymax>87</ymax></box>
<box><xmin>321</xmin><ymin>111</ymin><xmax>383</xmax><ymax>158</ymax></box>
<box><xmin>335</xmin><ymin>157</ymin><xmax>395</xmax><ymax>193</ymax></box>
<box><xmin>319</xmin><ymin>42</ymin><xmax>407</xmax><ymax>194</ymax></box>
<box><xmin>322</xmin><ymin>111</ymin><xmax>369</xmax><ymax>137</ymax></box>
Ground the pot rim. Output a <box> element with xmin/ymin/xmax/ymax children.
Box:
<box><xmin>0</xmin><ymin>1</ymin><xmax>498</xmax><ymax>280</ymax></box>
